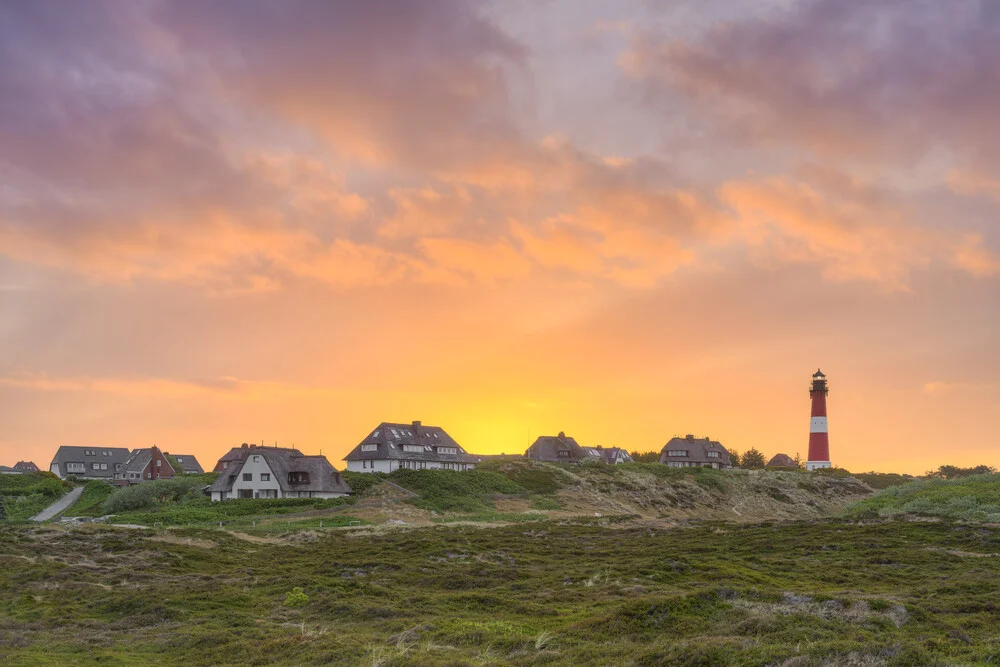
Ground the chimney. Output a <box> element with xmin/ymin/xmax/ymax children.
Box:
<box><xmin>412</xmin><ymin>420</ymin><xmax>421</xmax><ymax>428</ymax></box>
<box><xmin>558</xmin><ymin>431</ymin><xmax>566</xmax><ymax>439</ymax></box>
<box><xmin>241</xmin><ymin>443</ymin><xmax>248</xmax><ymax>449</ymax></box>
<box><xmin>686</xmin><ymin>434</ymin><xmax>694</xmax><ymax>441</ymax></box>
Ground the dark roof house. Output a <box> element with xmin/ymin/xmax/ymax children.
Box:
<box><xmin>208</xmin><ymin>446</ymin><xmax>351</xmax><ymax>500</ymax></box>
<box><xmin>766</xmin><ymin>453</ymin><xmax>799</xmax><ymax>469</ymax></box>
<box><xmin>167</xmin><ymin>453</ymin><xmax>204</xmax><ymax>474</ymax></box>
<box><xmin>598</xmin><ymin>447</ymin><xmax>634</xmax><ymax>465</ymax></box>
<box><xmin>13</xmin><ymin>461</ymin><xmax>39</xmax><ymax>473</ymax></box>
<box><xmin>214</xmin><ymin>443</ymin><xmax>304</xmax><ymax>472</ymax></box>
<box><xmin>525</xmin><ymin>432</ymin><xmax>600</xmax><ymax>463</ymax></box>
<box><xmin>344</xmin><ymin>421</ymin><xmax>479</xmax><ymax>473</ymax></box>
<box><xmin>659</xmin><ymin>435</ymin><xmax>733</xmax><ymax>469</ymax></box>
<box><xmin>115</xmin><ymin>446</ymin><xmax>175</xmax><ymax>484</ymax></box>
<box><xmin>49</xmin><ymin>446</ymin><xmax>132</xmax><ymax>479</ymax></box>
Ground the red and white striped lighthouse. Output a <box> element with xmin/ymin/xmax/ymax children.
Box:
<box><xmin>806</xmin><ymin>369</ymin><xmax>832</xmax><ymax>471</ymax></box>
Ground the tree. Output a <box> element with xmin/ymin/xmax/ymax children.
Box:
<box><xmin>728</xmin><ymin>450</ymin><xmax>742</xmax><ymax>469</ymax></box>
<box><xmin>740</xmin><ymin>448</ymin><xmax>766</xmax><ymax>470</ymax></box>
<box><xmin>629</xmin><ymin>451</ymin><xmax>660</xmax><ymax>463</ymax></box>
<box><xmin>926</xmin><ymin>464</ymin><xmax>996</xmax><ymax>479</ymax></box>
<box><xmin>793</xmin><ymin>452</ymin><xmax>803</xmax><ymax>469</ymax></box>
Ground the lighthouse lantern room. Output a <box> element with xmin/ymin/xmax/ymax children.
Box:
<box><xmin>806</xmin><ymin>369</ymin><xmax>832</xmax><ymax>471</ymax></box>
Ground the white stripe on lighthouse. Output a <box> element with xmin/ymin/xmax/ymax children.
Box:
<box><xmin>810</xmin><ymin>417</ymin><xmax>828</xmax><ymax>433</ymax></box>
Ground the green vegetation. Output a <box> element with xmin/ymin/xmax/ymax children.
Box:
<box><xmin>926</xmin><ymin>464</ymin><xmax>997</xmax><ymax>479</ymax></box>
<box><xmin>62</xmin><ymin>481</ymin><xmax>116</xmax><ymax>517</ymax></box>
<box><xmin>102</xmin><ymin>477</ymin><xmax>209</xmax><ymax>514</ymax></box>
<box><xmin>2</xmin><ymin>518</ymin><xmax>1000</xmax><ymax>665</ymax></box>
<box><xmin>0</xmin><ymin>473</ymin><xmax>71</xmax><ymax>523</ymax></box>
<box><xmin>390</xmin><ymin>469</ymin><xmax>527</xmax><ymax>513</ymax></box>
<box><xmin>845</xmin><ymin>473</ymin><xmax>1000</xmax><ymax>522</ymax></box>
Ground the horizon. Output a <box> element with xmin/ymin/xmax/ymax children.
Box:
<box><xmin>2</xmin><ymin>1</ymin><xmax>998</xmax><ymax>477</ymax></box>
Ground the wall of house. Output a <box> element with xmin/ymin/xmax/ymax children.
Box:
<box><xmin>346</xmin><ymin>459</ymin><xmax>475</xmax><ymax>473</ymax></box>
<box><xmin>147</xmin><ymin>448</ymin><xmax>175</xmax><ymax>481</ymax></box>
<box><xmin>228</xmin><ymin>455</ymin><xmax>281</xmax><ymax>499</ymax></box>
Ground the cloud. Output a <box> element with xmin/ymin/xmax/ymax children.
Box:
<box><xmin>626</xmin><ymin>0</ymin><xmax>1000</xmax><ymax>171</ymax></box>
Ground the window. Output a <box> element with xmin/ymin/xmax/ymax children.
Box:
<box><xmin>147</xmin><ymin>472</ymin><xmax>152</xmax><ymax>479</ymax></box>
<box><xmin>103</xmin><ymin>450</ymin><xmax>109</xmax><ymax>456</ymax></box>
<box><xmin>389</xmin><ymin>428</ymin><xmax>400</xmax><ymax>438</ymax></box>
<box><xmin>707</xmin><ymin>451</ymin><xmax>720</xmax><ymax>458</ymax></box>
<box><xmin>253</xmin><ymin>455</ymin><xmax>259</xmax><ymax>463</ymax></box>
<box><xmin>176</xmin><ymin>457</ymin><xmax>184</xmax><ymax>462</ymax></box>
<box><xmin>557</xmin><ymin>450</ymin><xmax>569</xmax><ymax>457</ymax></box>
<box><xmin>433</xmin><ymin>433</ymin><xmax>440</xmax><ymax>439</ymax></box>
<box><xmin>372</xmin><ymin>430</ymin><xmax>380</xmax><ymax>438</ymax></box>
<box><xmin>92</xmin><ymin>463</ymin><xmax>100</xmax><ymax>470</ymax></box>
<box><xmin>67</xmin><ymin>463</ymin><xmax>85</xmax><ymax>473</ymax></box>
<box><xmin>156</xmin><ymin>460</ymin><xmax>162</xmax><ymax>467</ymax></box>
<box><xmin>260</xmin><ymin>473</ymin><xmax>270</xmax><ymax>482</ymax></box>
<box><xmin>403</xmin><ymin>444</ymin><xmax>423</xmax><ymax>453</ymax></box>
<box><xmin>667</xmin><ymin>450</ymin><xmax>689</xmax><ymax>457</ymax></box>
<box><xmin>100</xmin><ymin>463</ymin><xmax>108</xmax><ymax>470</ymax></box>
<box><xmin>437</xmin><ymin>447</ymin><xmax>457</xmax><ymax>455</ymax></box>
<box><xmin>243</xmin><ymin>473</ymin><xmax>252</xmax><ymax>482</ymax></box>
<box><xmin>115</xmin><ymin>464</ymin><xmax>122</xmax><ymax>471</ymax></box>
<box><xmin>288</xmin><ymin>472</ymin><xmax>310</xmax><ymax>484</ymax></box>
<box><xmin>361</xmin><ymin>444</ymin><xmax>378</xmax><ymax>452</ymax></box>
<box><xmin>238</xmin><ymin>489</ymin><xmax>253</xmax><ymax>499</ymax></box>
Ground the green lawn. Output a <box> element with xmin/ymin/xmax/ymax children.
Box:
<box><xmin>2</xmin><ymin>518</ymin><xmax>999</xmax><ymax>665</ymax></box>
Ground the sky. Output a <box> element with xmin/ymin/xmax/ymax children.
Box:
<box><xmin>1</xmin><ymin>0</ymin><xmax>998</xmax><ymax>475</ymax></box>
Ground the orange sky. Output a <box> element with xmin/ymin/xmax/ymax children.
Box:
<box><xmin>1</xmin><ymin>1</ymin><xmax>998</xmax><ymax>475</ymax></box>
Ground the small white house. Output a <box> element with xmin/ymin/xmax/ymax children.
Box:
<box><xmin>344</xmin><ymin>421</ymin><xmax>480</xmax><ymax>473</ymax></box>
<box><xmin>208</xmin><ymin>446</ymin><xmax>351</xmax><ymax>501</ymax></box>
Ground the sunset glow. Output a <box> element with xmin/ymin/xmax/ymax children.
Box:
<box><xmin>1</xmin><ymin>1</ymin><xmax>998</xmax><ymax>475</ymax></box>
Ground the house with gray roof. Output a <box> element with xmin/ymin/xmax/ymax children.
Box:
<box><xmin>49</xmin><ymin>446</ymin><xmax>132</xmax><ymax>480</ymax></box>
<box><xmin>214</xmin><ymin>443</ymin><xmax>304</xmax><ymax>472</ymax></box>
<box><xmin>344</xmin><ymin>421</ymin><xmax>480</xmax><ymax>473</ymax></box>
<box><xmin>598</xmin><ymin>447</ymin><xmax>634</xmax><ymax>465</ymax></box>
<box><xmin>525</xmin><ymin>432</ymin><xmax>601</xmax><ymax>463</ymax></box>
<box><xmin>167</xmin><ymin>453</ymin><xmax>204</xmax><ymax>474</ymax></box>
<box><xmin>114</xmin><ymin>446</ymin><xmax>176</xmax><ymax>484</ymax></box>
<box><xmin>208</xmin><ymin>446</ymin><xmax>351</xmax><ymax>501</ymax></box>
<box><xmin>659</xmin><ymin>435</ymin><xmax>733</xmax><ymax>469</ymax></box>
<box><xmin>766</xmin><ymin>453</ymin><xmax>799</xmax><ymax>469</ymax></box>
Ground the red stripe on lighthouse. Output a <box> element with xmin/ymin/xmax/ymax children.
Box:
<box><xmin>808</xmin><ymin>431</ymin><xmax>830</xmax><ymax>463</ymax></box>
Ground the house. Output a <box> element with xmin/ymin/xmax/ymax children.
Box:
<box><xmin>597</xmin><ymin>447</ymin><xmax>634</xmax><ymax>465</ymax></box>
<box><xmin>525</xmin><ymin>432</ymin><xmax>601</xmax><ymax>463</ymax></box>
<box><xmin>214</xmin><ymin>443</ymin><xmax>304</xmax><ymax>472</ymax></box>
<box><xmin>344</xmin><ymin>421</ymin><xmax>479</xmax><ymax>473</ymax></box>
<box><xmin>49</xmin><ymin>446</ymin><xmax>132</xmax><ymax>480</ymax></box>
<box><xmin>658</xmin><ymin>435</ymin><xmax>733</xmax><ymax>469</ymax></box>
<box><xmin>1</xmin><ymin>461</ymin><xmax>41</xmax><ymax>475</ymax></box>
<box><xmin>114</xmin><ymin>446</ymin><xmax>175</xmax><ymax>484</ymax></box>
<box><xmin>166</xmin><ymin>453</ymin><xmax>204</xmax><ymax>474</ymax></box>
<box><xmin>208</xmin><ymin>446</ymin><xmax>351</xmax><ymax>501</ymax></box>
<box><xmin>766</xmin><ymin>453</ymin><xmax>799</xmax><ymax>469</ymax></box>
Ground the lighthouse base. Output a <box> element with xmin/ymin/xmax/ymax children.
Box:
<box><xmin>806</xmin><ymin>461</ymin><xmax>831</xmax><ymax>471</ymax></box>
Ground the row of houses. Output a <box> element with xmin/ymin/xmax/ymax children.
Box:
<box><xmin>25</xmin><ymin>420</ymin><xmax>773</xmax><ymax>502</ymax></box>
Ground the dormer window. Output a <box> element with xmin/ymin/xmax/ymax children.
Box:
<box><xmin>361</xmin><ymin>444</ymin><xmax>378</xmax><ymax>452</ymax></box>
<box><xmin>288</xmin><ymin>472</ymin><xmax>310</xmax><ymax>484</ymax></box>
<box><xmin>557</xmin><ymin>450</ymin><xmax>569</xmax><ymax>457</ymax></box>
<box><xmin>667</xmin><ymin>450</ymin><xmax>689</xmax><ymax>457</ymax></box>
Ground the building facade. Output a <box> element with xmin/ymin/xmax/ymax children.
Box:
<box><xmin>208</xmin><ymin>446</ymin><xmax>351</xmax><ymax>501</ymax></box>
<box><xmin>525</xmin><ymin>432</ymin><xmax>600</xmax><ymax>463</ymax></box>
<box><xmin>115</xmin><ymin>446</ymin><xmax>175</xmax><ymax>484</ymax></box>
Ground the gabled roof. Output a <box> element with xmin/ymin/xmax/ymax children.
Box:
<box><xmin>214</xmin><ymin>444</ymin><xmax>304</xmax><ymax>471</ymax></box>
<box><xmin>208</xmin><ymin>447</ymin><xmax>352</xmax><ymax>495</ymax></box>
<box><xmin>766</xmin><ymin>453</ymin><xmax>798</xmax><ymax>468</ymax></box>
<box><xmin>658</xmin><ymin>435</ymin><xmax>733</xmax><ymax>466</ymax></box>
<box><xmin>599</xmin><ymin>447</ymin><xmax>633</xmax><ymax>464</ymax></box>
<box><xmin>525</xmin><ymin>433</ymin><xmax>598</xmax><ymax>462</ymax></box>
<box><xmin>13</xmin><ymin>461</ymin><xmax>39</xmax><ymax>472</ymax></box>
<box><xmin>344</xmin><ymin>421</ymin><xmax>479</xmax><ymax>464</ymax></box>
<box><xmin>168</xmin><ymin>454</ymin><xmax>204</xmax><ymax>474</ymax></box>
<box><xmin>49</xmin><ymin>446</ymin><xmax>132</xmax><ymax>477</ymax></box>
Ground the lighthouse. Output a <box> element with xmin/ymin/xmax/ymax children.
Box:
<box><xmin>806</xmin><ymin>369</ymin><xmax>832</xmax><ymax>471</ymax></box>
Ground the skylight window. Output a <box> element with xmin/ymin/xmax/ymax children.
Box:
<box><xmin>372</xmin><ymin>430</ymin><xmax>380</xmax><ymax>438</ymax></box>
<box><xmin>390</xmin><ymin>428</ymin><xmax>399</xmax><ymax>438</ymax></box>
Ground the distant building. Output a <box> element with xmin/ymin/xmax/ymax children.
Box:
<box><xmin>214</xmin><ymin>443</ymin><xmax>304</xmax><ymax>472</ymax></box>
<box><xmin>208</xmin><ymin>447</ymin><xmax>351</xmax><ymax>501</ymax></box>
<box><xmin>658</xmin><ymin>435</ymin><xmax>733</xmax><ymax>469</ymax></box>
<box><xmin>13</xmin><ymin>461</ymin><xmax>39</xmax><ymax>473</ymax></box>
<box><xmin>344</xmin><ymin>421</ymin><xmax>480</xmax><ymax>473</ymax></box>
<box><xmin>114</xmin><ymin>446</ymin><xmax>175</xmax><ymax>484</ymax></box>
<box><xmin>0</xmin><ymin>466</ymin><xmax>20</xmax><ymax>475</ymax></box>
<box><xmin>49</xmin><ymin>446</ymin><xmax>131</xmax><ymax>480</ymax></box>
<box><xmin>766</xmin><ymin>453</ymin><xmax>798</xmax><ymax>469</ymax></box>
<box><xmin>598</xmin><ymin>447</ymin><xmax>634</xmax><ymax>465</ymax></box>
<box><xmin>525</xmin><ymin>432</ymin><xmax>601</xmax><ymax>463</ymax></box>
<box><xmin>166</xmin><ymin>453</ymin><xmax>204</xmax><ymax>474</ymax></box>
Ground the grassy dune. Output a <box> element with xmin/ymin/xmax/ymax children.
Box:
<box><xmin>845</xmin><ymin>473</ymin><xmax>1000</xmax><ymax>522</ymax></box>
<box><xmin>2</xmin><ymin>518</ymin><xmax>1000</xmax><ymax>665</ymax></box>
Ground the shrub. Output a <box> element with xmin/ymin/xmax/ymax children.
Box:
<box><xmin>283</xmin><ymin>587</ymin><xmax>309</xmax><ymax>608</ymax></box>
<box><xmin>103</xmin><ymin>478</ymin><xmax>207</xmax><ymax>513</ymax></box>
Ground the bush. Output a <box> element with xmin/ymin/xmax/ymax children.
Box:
<box><xmin>103</xmin><ymin>478</ymin><xmax>207</xmax><ymax>514</ymax></box>
<box><xmin>0</xmin><ymin>472</ymin><xmax>70</xmax><ymax>498</ymax></box>
<box><xmin>341</xmin><ymin>471</ymin><xmax>387</xmax><ymax>494</ymax></box>
<box><xmin>283</xmin><ymin>587</ymin><xmax>309</xmax><ymax>608</ymax></box>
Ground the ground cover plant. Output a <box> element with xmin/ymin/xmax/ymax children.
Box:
<box><xmin>844</xmin><ymin>473</ymin><xmax>1000</xmax><ymax>522</ymax></box>
<box><xmin>0</xmin><ymin>473</ymin><xmax>71</xmax><ymax>523</ymax></box>
<box><xmin>1</xmin><ymin>517</ymin><xmax>1000</xmax><ymax>665</ymax></box>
